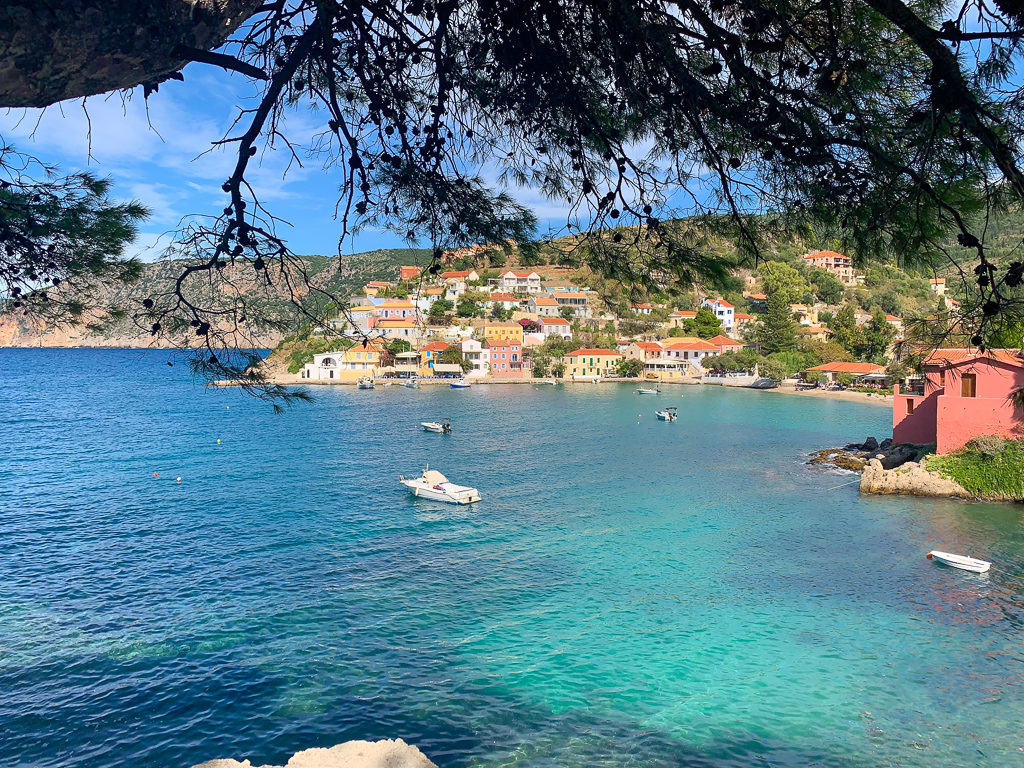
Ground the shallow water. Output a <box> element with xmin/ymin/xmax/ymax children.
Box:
<box><xmin>1</xmin><ymin>348</ymin><xmax>1022</xmax><ymax>768</ymax></box>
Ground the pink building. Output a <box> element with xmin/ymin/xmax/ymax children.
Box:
<box><xmin>483</xmin><ymin>339</ymin><xmax>529</xmax><ymax>378</ymax></box>
<box><xmin>893</xmin><ymin>349</ymin><xmax>1024</xmax><ymax>454</ymax></box>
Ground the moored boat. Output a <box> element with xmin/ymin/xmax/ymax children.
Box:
<box><xmin>421</xmin><ymin>418</ymin><xmax>452</xmax><ymax>434</ymax></box>
<box><xmin>655</xmin><ymin>407</ymin><xmax>678</xmax><ymax>421</ymax></box>
<box><xmin>927</xmin><ymin>550</ymin><xmax>991</xmax><ymax>573</ymax></box>
<box><xmin>357</xmin><ymin>377</ymin><xmax>375</xmax><ymax>389</ymax></box>
<box><xmin>636</xmin><ymin>387</ymin><xmax>660</xmax><ymax>395</ymax></box>
<box><xmin>402</xmin><ymin>379</ymin><xmax>420</xmax><ymax>389</ymax></box>
<box><xmin>449</xmin><ymin>378</ymin><xmax>471</xmax><ymax>389</ymax></box>
<box><xmin>399</xmin><ymin>468</ymin><xmax>481</xmax><ymax>504</ymax></box>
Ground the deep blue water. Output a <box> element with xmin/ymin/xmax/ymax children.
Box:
<box><xmin>1</xmin><ymin>348</ymin><xmax>1023</xmax><ymax>768</ymax></box>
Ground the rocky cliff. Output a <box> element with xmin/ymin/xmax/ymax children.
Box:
<box><xmin>192</xmin><ymin>739</ymin><xmax>437</xmax><ymax>768</ymax></box>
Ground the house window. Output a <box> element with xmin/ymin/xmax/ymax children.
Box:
<box><xmin>961</xmin><ymin>373</ymin><xmax>977</xmax><ymax>398</ymax></box>
<box><xmin>939</xmin><ymin>370</ymin><xmax>946</xmax><ymax>388</ymax></box>
<box><xmin>906</xmin><ymin>399</ymin><xmax>915</xmax><ymax>415</ymax></box>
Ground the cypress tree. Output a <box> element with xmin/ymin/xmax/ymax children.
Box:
<box><xmin>758</xmin><ymin>291</ymin><xmax>797</xmax><ymax>354</ymax></box>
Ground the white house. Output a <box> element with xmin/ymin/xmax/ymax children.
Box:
<box><xmin>486</xmin><ymin>291</ymin><xmax>520</xmax><ymax>312</ymax></box>
<box><xmin>539</xmin><ymin>317</ymin><xmax>573</xmax><ymax>339</ymax></box>
<box><xmin>661</xmin><ymin>339</ymin><xmax>721</xmax><ymax>369</ymax></box>
<box><xmin>701</xmin><ymin>298</ymin><xmax>734</xmax><ymax>331</ymax></box>
<box><xmin>460</xmin><ymin>338</ymin><xmax>490</xmax><ymax>377</ymax></box>
<box><xmin>629</xmin><ymin>303</ymin><xmax>654</xmax><ymax>315</ymax></box>
<box><xmin>440</xmin><ymin>270</ymin><xmax>479</xmax><ymax>301</ymax></box>
<box><xmin>551</xmin><ymin>290</ymin><xmax>592</xmax><ymax>319</ymax></box>
<box><xmin>497</xmin><ymin>271</ymin><xmax>542</xmax><ymax>293</ymax></box>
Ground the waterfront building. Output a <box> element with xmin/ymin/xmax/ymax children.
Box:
<box><xmin>893</xmin><ymin>349</ymin><xmax>1024</xmax><ymax>454</ymax></box>
<box><xmin>483</xmin><ymin>339</ymin><xmax>528</xmax><ymax>378</ymax></box>
<box><xmin>419</xmin><ymin>341</ymin><xmax>450</xmax><ymax>376</ymax></box>
<box><xmin>701</xmin><ymin>298</ymin><xmax>734</xmax><ymax>330</ymax></box>
<box><xmin>803</xmin><ymin>250</ymin><xmax>856</xmax><ymax>285</ymax></box>
<box><xmin>804</xmin><ymin>361</ymin><xmax>884</xmax><ymax>384</ymax></box>
<box><xmin>707</xmin><ymin>335</ymin><xmax>745</xmax><ymax>353</ymax></box>
<box><xmin>642</xmin><ymin>358</ymin><xmax>691</xmax><ymax>379</ymax></box>
<box><xmin>497</xmin><ymin>270</ymin><xmax>542</xmax><ymax>293</ymax></box>
<box><xmin>562</xmin><ymin>348</ymin><xmax>622</xmax><ymax>379</ymax></box>
<box><xmin>460</xmin><ymin>339</ymin><xmax>489</xmax><ymax>377</ymax></box>
<box><xmin>662</xmin><ymin>339</ymin><xmax>721</xmax><ymax>368</ymax></box>
<box><xmin>301</xmin><ymin>342</ymin><xmax>387</xmax><ymax>382</ymax></box>
<box><xmin>623</xmin><ymin>341</ymin><xmax>664</xmax><ymax>361</ymax></box>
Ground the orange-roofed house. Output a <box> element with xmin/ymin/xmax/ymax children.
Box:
<box><xmin>885</xmin><ymin>314</ymin><xmax>904</xmax><ymax>335</ymax></box>
<box><xmin>440</xmin><ymin>270</ymin><xmax>479</xmax><ymax>300</ymax></box>
<box><xmin>629</xmin><ymin>302</ymin><xmax>654</xmax><ymax>316</ymax></box>
<box><xmin>418</xmin><ymin>341</ymin><xmax>450</xmax><ymax>376</ymax></box>
<box><xmin>929</xmin><ymin>278</ymin><xmax>946</xmax><ymax>296</ymax></box>
<box><xmin>707</xmin><ymin>335</ymin><xmax>745</xmax><ymax>353</ymax></box>
<box><xmin>804</xmin><ymin>250</ymin><xmax>856</xmax><ymax>285</ymax></box>
<box><xmin>497</xmin><ymin>270</ymin><xmax>542</xmax><ymax>294</ymax></box>
<box><xmin>805</xmin><ymin>361</ymin><xmax>884</xmax><ymax>384</ymax></box>
<box><xmin>301</xmin><ymin>341</ymin><xmax>388</xmax><ymax>382</ymax></box>
<box><xmin>623</xmin><ymin>341</ymin><xmax>664</xmax><ymax>361</ymax></box>
<box><xmin>539</xmin><ymin>317</ymin><xmax>572</xmax><ymax>339</ymax></box>
<box><xmin>662</xmin><ymin>339</ymin><xmax>722</xmax><ymax>369</ymax></box>
<box><xmin>700</xmin><ymin>298</ymin><xmax>733</xmax><ymax>330</ymax></box>
<box><xmin>551</xmin><ymin>290</ymin><xmax>592</xmax><ymax>318</ymax></box>
<box><xmin>799</xmin><ymin>325</ymin><xmax>832</xmax><ymax>341</ymax></box>
<box><xmin>893</xmin><ymin>349</ymin><xmax>1024</xmax><ymax>453</ymax></box>
<box><xmin>374</xmin><ymin>318</ymin><xmax>423</xmax><ymax>343</ymax></box>
<box><xmin>482</xmin><ymin>322</ymin><xmax>524</xmax><ymax>345</ymax></box>
<box><xmin>487</xmin><ymin>292</ymin><xmax>520</xmax><ymax>312</ymax></box>
<box><xmin>562</xmin><ymin>348</ymin><xmax>622</xmax><ymax>379</ymax></box>
<box><xmin>399</xmin><ymin>265</ymin><xmax>422</xmax><ymax>281</ymax></box>
<box><xmin>667</xmin><ymin>310</ymin><xmax>697</xmax><ymax>329</ymax></box>
<box><xmin>376</xmin><ymin>301</ymin><xmax>419</xmax><ymax>320</ymax></box>
<box><xmin>364</xmin><ymin>280</ymin><xmax>393</xmax><ymax>297</ymax></box>
<box><xmin>527</xmin><ymin>295</ymin><xmax>561</xmax><ymax>317</ymax></box>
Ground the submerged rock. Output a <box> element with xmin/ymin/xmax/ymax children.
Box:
<box><xmin>192</xmin><ymin>739</ymin><xmax>438</xmax><ymax>768</ymax></box>
<box><xmin>859</xmin><ymin>459</ymin><xmax>972</xmax><ymax>499</ymax></box>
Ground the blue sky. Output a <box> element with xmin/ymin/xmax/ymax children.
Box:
<box><xmin>0</xmin><ymin>63</ymin><xmax>574</xmax><ymax>261</ymax></box>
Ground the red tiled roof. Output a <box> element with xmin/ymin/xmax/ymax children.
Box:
<box><xmin>399</xmin><ymin>266</ymin><xmax>422</xmax><ymax>279</ymax></box>
<box><xmin>421</xmin><ymin>341</ymin><xmax>450</xmax><ymax>351</ymax></box>
<box><xmin>566</xmin><ymin>348</ymin><xmax>621</xmax><ymax>356</ymax></box>
<box><xmin>366</xmin><ymin>281</ymin><xmax>392</xmax><ymax>287</ymax></box>
<box><xmin>734</xmin><ymin>312</ymin><xmax>754</xmax><ymax>320</ymax></box>
<box><xmin>532</xmin><ymin>297</ymin><xmax>559</xmax><ymax>306</ymax></box>
<box><xmin>630</xmin><ymin>303</ymin><xmax>654</xmax><ymax>309</ymax></box>
<box><xmin>635</xmin><ymin>342</ymin><xmax>663</xmax><ymax>351</ymax></box>
<box><xmin>807</xmin><ymin>362</ymin><xmax>884</xmax><ymax>374</ymax></box>
<box><xmin>804</xmin><ymin>250</ymin><xmax>851</xmax><ymax>262</ymax></box>
<box><xmin>885</xmin><ymin>314</ymin><xmax>901</xmax><ymax>322</ymax></box>
<box><xmin>708</xmin><ymin>335</ymin><xmax>741</xmax><ymax>347</ymax></box>
<box><xmin>489</xmin><ymin>292</ymin><xmax>517</xmax><ymax>301</ymax></box>
<box><xmin>923</xmin><ymin>349</ymin><xmax>1024</xmax><ymax>367</ymax></box>
<box><xmin>440</xmin><ymin>270</ymin><xmax>474</xmax><ymax>279</ymax></box>
<box><xmin>676</xmin><ymin>340</ymin><xmax>721</xmax><ymax>351</ymax></box>
<box><xmin>503</xmin><ymin>271</ymin><xmax>538</xmax><ymax>278</ymax></box>
<box><xmin>541</xmin><ymin>318</ymin><xmax>570</xmax><ymax>325</ymax></box>
<box><xmin>706</xmin><ymin>298</ymin><xmax>734</xmax><ymax>308</ymax></box>
<box><xmin>746</xmin><ymin>293</ymin><xmax>767</xmax><ymax>300</ymax></box>
<box><xmin>671</xmin><ymin>310</ymin><xmax>697</xmax><ymax>317</ymax></box>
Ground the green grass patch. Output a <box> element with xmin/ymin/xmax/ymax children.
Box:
<box><xmin>924</xmin><ymin>437</ymin><xmax>1024</xmax><ymax>499</ymax></box>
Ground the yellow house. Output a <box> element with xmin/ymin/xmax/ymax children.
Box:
<box><xmin>482</xmin><ymin>322</ymin><xmax>524</xmax><ymax>345</ymax></box>
<box><xmin>374</xmin><ymin>319</ymin><xmax>423</xmax><ymax>343</ymax></box>
<box><xmin>562</xmin><ymin>348</ymin><xmax>622</xmax><ymax>379</ymax></box>
<box><xmin>301</xmin><ymin>341</ymin><xmax>387</xmax><ymax>382</ymax></box>
<box><xmin>363</xmin><ymin>281</ymin><xmax>393</xmax><ymax>298</ymax></box>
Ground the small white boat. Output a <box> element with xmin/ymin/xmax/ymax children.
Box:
<box><xmin>357</xmin><ymin>377</ymin><xmax>375</xmax><ymax>389</ymax></box>
<box><xmin>927</xmin><ymin>550</ymin><xmax>991</xmax><ymax>573</ymax></box>
<box><xmin>655</xmin><ymin>407</ymin><xmax>678</xmax><ymax>421</ymax></box>
<box><xmin>403</xmin><ymin>379</ymin><xmax>420</xmax><ymax>389</ymax></box>
<box><xmin>636</xmin><ymin>388</ymin><xmax>660</xmax><ymax>395</ymax></box>
<box><xmin>400</xmin><ymin>468</ymin><xmax>481</xmax><ymax>504</ymax></box>
<box><xmin>449</xmin><ymin>378</ymin><xmax>471</xmax><ymax>389</ymax></box>
<box><xmin>421</xmin><ymin>418</ymin><xmax>452</xmax><ymax>434</ymax></box>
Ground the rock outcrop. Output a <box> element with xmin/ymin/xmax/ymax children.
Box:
<box><xmin>807</xmin><ymin>438</ymin><xmax>923</xmax><ymax>473</ymax></box>
<box><xmin>859</xmin><ymin>459</ymin><xmax>972</xmax><ymax>499</ymax></box>
<box><xmin>192</xmin><ymin>739</ymin><xmax>438</xmax><ymax>768</ymax></box>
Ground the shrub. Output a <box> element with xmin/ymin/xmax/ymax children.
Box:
<box><xmin>967</xmin><ymin>434</ymin><xmax>1007</xmax><ymax>457</ymax></box>
<box><xmin>925</xmin><ymin>439</ymin><xmax>1024</xmax><ymax>499</ymax></box>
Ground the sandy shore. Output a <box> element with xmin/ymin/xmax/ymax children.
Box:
<box><xmin>761</xmin><ymin>383</ymin><xmax>892</xmax><ymax>407</ymax></box>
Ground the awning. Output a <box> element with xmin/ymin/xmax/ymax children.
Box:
<box><xmin>432</xmin><ymin>363</ymin><xmax>464</xmax><ymax>373</ymax></box>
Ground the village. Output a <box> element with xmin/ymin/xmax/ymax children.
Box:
<box><xmin>296</xmin><ymin>249</ymin><xmax>913</xmax><ymax>386</ymax></box>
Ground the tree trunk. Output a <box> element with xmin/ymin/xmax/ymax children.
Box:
<box><xmin>0</xmin><ymin>0</ymin><xmax>263</xmax><ymax>107</ymax></box>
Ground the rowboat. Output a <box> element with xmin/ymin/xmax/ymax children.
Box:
<box><xmin>636</xmin><ymin>388</ymin><xmax>660</xmax><ymax>395</ymax></box>
<box><xmin>400</xmin><ymin>468</ymin><xmax>481</xmax><ymax>504</ymax></box>
<box><xmin>927</xmin><ymin>550</ymin><xmax>991</xmax><ymax>573</ymax></box>
<box><xmin>655</xmin><ymin>407</ymin><xmax>678</xmax><ymax>421</ymax></box>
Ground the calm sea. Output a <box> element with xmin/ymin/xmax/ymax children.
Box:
<box><xmin>1</xmin><ymin>348</ymin><xmax>1022</xmax><ymax>768</ymax></box>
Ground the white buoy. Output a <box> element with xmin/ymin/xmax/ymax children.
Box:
<box><xmin>176</xmin><ymin>477</ymin><xmax>182</xmax><ymax>483</ymax></box>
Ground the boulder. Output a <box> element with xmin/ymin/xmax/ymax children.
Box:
<box><xmin>878</xmin><ymin>444</ymin><xmax>915</xmax><ymax>470</ymax></box>
<box><xmin>192</xmin><ymin>739</ymin><xmax>438</xmax><ymax>768</ymax></box>
<box><xmin>859</xmin><ymin>459</ymin><xmax>971</xmax><ymax>498</ymax></box>
<box><xmin>861</xmin><ymin>437</ymin><xmax>879</xmax><ymax>452</ymax></box>
<box><xmin>879</xmin><ymin>438</ymin><xmax>893</xmax><ymax>450</ymax></box>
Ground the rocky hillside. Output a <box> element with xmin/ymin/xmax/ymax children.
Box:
<box><xmin>0</xmin><ymin>248</ymin><xmax>431</xmax><ymax>348</ymax></box>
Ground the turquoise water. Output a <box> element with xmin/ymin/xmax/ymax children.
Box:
<box><xmin>1</xmin><ymin>349</ymin><xmax>1023</xmax><ymax>768</ymax></box>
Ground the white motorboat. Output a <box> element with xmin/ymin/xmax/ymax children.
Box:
<box><xmin>655</xmin><ymin>407</ymin><xmax>678</xmax><ymax>421</ymax></box>
<box><xmin>357</xmin><ymin>377</ymin><xmax>375</xmax><ymax>389</ymax></box>
<box><xmin>927</xmin><ymin>550</ymin><xmax>991</xmax><ymax>573</ymax></box>
<box><xmin>449</xmin><ymin>378</ymin><xmax>471</xmax><ymax>389</ymax></box>
<box><xmin>403</xmin><ymin>379</ymin><xmax>420</xmax><ymax>389</ymax></box>
<box><xmin>421</xmin><ymin>418</ymin><xmax>452</xmax><ymax>434</ymax></box>
<box><xmin>636</xmin><ymin>387</ymin><xmax>660</xmax><ymax>395</ymax></box>
<box><xmin>400</xmin><ymin>468</ymin><xmax>481</xmax><ymax>504</ymax></box>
